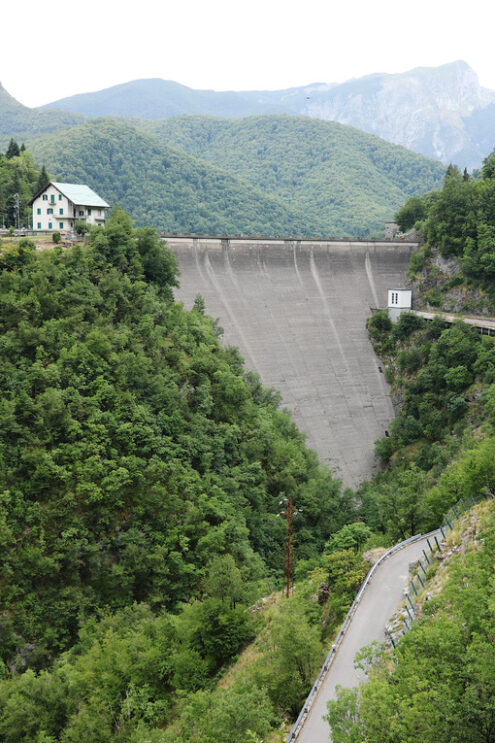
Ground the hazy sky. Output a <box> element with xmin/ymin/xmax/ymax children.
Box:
<box><xmin>3</xmin><ymin>0</ymin><xmax>495</xmax><ymax>107</ymax></box>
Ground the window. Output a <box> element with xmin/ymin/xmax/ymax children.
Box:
<box><xmin>78</xmin><ymin>210</ymin><xmax>84</xmax><ymax>216</ymax></box>
<box><xmin>87</xmin><ymin>208</ymin><xmax>92</xmax><ymax>216</ymax></box>
<box><xmin>50</xmin><ymin>195</ymin><xmax>55</xmax><ymax>203</ymax></box>
<box><xmin>48</xmin><ymin>222</ymin><xmax>52</xmax><ymax>229</ymax></box>
<box><xmin>58</xmin><ymin>194</ymin><xmax>62</xmax><ymax>201</ymax></box>
<box><xmin>98</xmin><ymin>210</ymin><xmax>102</xmax><ymax>216</ymax></box>
<box><xmin>37</xmin><ymin>208</ymin><xmax>41</xmax><ymax>215</ymax></box>
<box><xmin>47</xmin><ymin>208</ymin><xmax>53</xmax><ymax>215</ymax></box>
<box><xmin>37</xmin><ymin>222</ymin><xmax>41</xmax><ymax>229</ymax></box>
<box><xmin>59</xmin><ymin>222</ymin><xmax>64</xmax><ymax>229</ymax></box>
<box><xmin>42</xmin><ymin>194</ymin><xmax>48</xmax><ymax>201</ymax></box>
<box><xmin>59</xmin><ymin>208</ymin><xmax>63</xmax><ymax>215</ymax></box>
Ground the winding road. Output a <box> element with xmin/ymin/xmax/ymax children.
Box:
<box><xmin>293</xmin><ymin>533</ymin><xmax>438</xmax><ymax>742</ymax></box>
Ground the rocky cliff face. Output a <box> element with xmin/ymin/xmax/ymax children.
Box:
<box><xmin>290</xmin><ymin>62</ymin><xmax>495</xmax><ymax>168</ymax></box>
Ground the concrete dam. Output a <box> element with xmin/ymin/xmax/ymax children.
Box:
<box><xmin>165</xmin><ymin>236</ymin><xmax>417</xmax><ymax>488</ymax></box>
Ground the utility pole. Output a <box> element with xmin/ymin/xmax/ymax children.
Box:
<box><xmin>14</xmin><ymin>193</ymin><xmax>20</xmax><ymax>230</ymax></box>
<box><xmin>278</xmin><ymin>496</ymin><xmax>302</xmax><ymax>598</ymax></box>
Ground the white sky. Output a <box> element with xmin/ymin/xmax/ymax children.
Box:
<box><xmin>2</xmin><ymin>0</ymin><xmax>495</xmax><ymax>107</ymax></box>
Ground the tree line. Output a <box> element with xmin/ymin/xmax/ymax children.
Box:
<box><xmin>0</xmin><ymin>139</ymin><xmax>48</xmax><ymax>228</ymax></box>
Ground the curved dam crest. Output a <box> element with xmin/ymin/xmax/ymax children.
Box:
<box><xmin>166</xmin><ymin>237</ymin><xmax>416</xmax><ymax>488</ymax></box>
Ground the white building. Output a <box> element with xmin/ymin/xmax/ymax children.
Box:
<box><xmin>29</xmin><ymin>182</ymin><xmax>110</xmax><ymax>232</ymax></box>
<box><xmin>388</xmin><ymin>288</ymin><xmax>412</xmax><ymax>322</ymax></box>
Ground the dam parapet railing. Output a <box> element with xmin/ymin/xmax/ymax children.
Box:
<box><xmin>160</xmin><ymin>232</ymin><xmax>421</xmax><ymax>245</ymax></box>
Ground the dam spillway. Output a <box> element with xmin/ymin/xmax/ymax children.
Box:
<box><xmin>166</xmin><ymin>236</ymin><xmax>417</xmax><ymax>488</ymax></box>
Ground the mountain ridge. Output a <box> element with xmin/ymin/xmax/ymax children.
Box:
<box><xmin>38</xmin><ymin>61</ymin><xmax>495</xmax><ymax>168</ymax></box>
<box><xmin>27</xmin><ymin>118</ymin><xmax>328</xmax><ymax>236</ymax></box>
<box><xmin>0</xmin><ymin>81</ymin><xmax>85</xmax><ymax>146</ymax></box>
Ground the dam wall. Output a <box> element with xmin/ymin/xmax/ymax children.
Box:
<box><xmin>166</xmin><ymin>236</ymin><xmax>417</xmax><ymax>488</ymax></box>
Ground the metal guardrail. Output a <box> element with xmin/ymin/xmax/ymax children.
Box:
<box><xmin>287</xmin><ymin>530</ymin><xmax>438</xmax><ymax>742</ymax></box>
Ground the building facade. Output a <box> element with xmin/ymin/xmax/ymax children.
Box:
<box><xmin>29</xmin><ymin>182</ymin><xmax>110</xmax><ymax>232</ymax></box>
<box><xmin>388</xmin><ymin>288</ymin><xmax>412</xmax><ymax>322</ymax></box>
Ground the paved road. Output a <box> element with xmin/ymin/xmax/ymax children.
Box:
<box><xmin>296</xmin><ymin>534</ymin><xmax>437</xmax><ymax>742</ymax></box>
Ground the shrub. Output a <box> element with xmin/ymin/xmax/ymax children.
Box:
<box><xmin>409</xmin><ymin>249</ymin><xmax>426</xmax><ymax>275</ymax></box>
<box><xmin>368</xmin><ymin>310</ymin><xmax>392</xmax><ymax>334</ymax></box>
<box><xmin>74</xmin><ymin>220</ymin><xmax>89</xmax><ymax>235</ymax></box>
<box><xmin>397</xmin><ymin>348</ymin><xmax>422</xmax><ymax>373</ymax></box>
<box><xmin>393</xmin><ymin>312</ymin><xmax>425</xmax><ymax>340</ymax></box>
<box><xmin>425</xmin><ymin>288</ymin><xmax>442</xmax><ymax>307</ymax></box>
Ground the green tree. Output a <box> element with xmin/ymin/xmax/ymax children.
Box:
<box><xmin>326</xmin><ymin>686</ymin><xmax>364</xmax><ymax>743</ymax></box>
<box><xmin>205</xmin><ymin>554</ymin><xmax>244</xmax><ymax>608</ymax></box>
<box><xmin>377</xmin><ymin>465</ymin><xmax>429</xmax><ymax>540</ymax></box>
<box><xmin>395</xmin><ymin>196</ymin><xmax>426</xmax><ymax>231</ymax></box>
<box><xmin>36</xmin><ymin>165</ymin><xmax>50</xmax><ymax>193</ymax></box>
<box><xmin>259</xmin><ymin>599</ymin><xmax>321</xmax><ymax>716</ymax></box>
<box><xmin>481</xmin><ymin>148</ymin><xmax>495</xmax><ymax>180</ymax></box>
<box><xmin>193</xmin><ymin>293</ymin><xmax>206</xmax><ymax>314</ymax></box>
<box><xmin>324</xmin><ymin>523</ymin><xmax>371</xmax><ymax>553</ymax></box>
<box><xmin>5</xmin><ymin>139</ymin><xmax>20</xmax><ymax>159</ymax></box>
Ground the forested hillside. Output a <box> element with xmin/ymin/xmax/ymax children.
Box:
<box><xmin>138</xmin><ymin>114</ymin><xmax>445</xmax><ymax>236</ymax></box>
<box><xmin>362</xmin><ymin>310</ymin><xmax>495</xmax><ymax>533</ymax></box>
<box><xmin>28</xmin><ymin>114</ymin><xmax>445</xmax><ymax>237</ymax></box>
<box><xmin>0</xmin><ymin>211</ymin><xmax>351</xmax><ymax>741</ymax></box>
<box><xmin>28</xmin><ymin>119</ymin><xmax>324</xmax><ymax>235</ymax></box>
<box><xmin>359</xmin><ymin>147</ymin><xmax>495</xmax><ymax>532</ymax></box>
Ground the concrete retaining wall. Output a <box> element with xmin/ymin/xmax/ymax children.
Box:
<box><xmin>167</xmin><ymin>237</ymin><xmax>416</xmax><ymax>487</ymax></box>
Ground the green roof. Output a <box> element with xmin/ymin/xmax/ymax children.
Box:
<box><xmin>52</xmin><ymin>182</ymin><xmax>110</xmax><ymax>208</ymax></box>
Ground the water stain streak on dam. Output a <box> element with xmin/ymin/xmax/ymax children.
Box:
<box><xmin>167</xmin><ymin>237</ymin><xmax>417</xmax><ymax>488</ymax></box>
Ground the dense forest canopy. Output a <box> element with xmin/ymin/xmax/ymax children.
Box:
<box><xmin>27</xmin><ymin>119</ymin><xmax>322</xmax><ymax>236</ymax></box>
<box><xmin>134</xmin><ymin>114</ymin><xmax>446</xmax><ymax>236</ymax></box>
<box><xmin>0</xmin><ymin>210</ymin><xmax>354</xmax><ymax>741</ymax></box>
<box><xmin>360</xmin><ymin>309</ymin><xmax>495</xmax><ymax>540</ymax></box>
